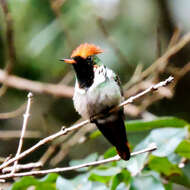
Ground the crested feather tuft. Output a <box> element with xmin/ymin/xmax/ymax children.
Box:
<box><xmin>71</xmin><ymin>43</ymin><xmax>103</xmax><ymax>59</ymax></box>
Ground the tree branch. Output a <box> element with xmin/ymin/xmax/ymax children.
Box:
<box><xmin>0</xmin><ymin>0</ymin><xmax>16</xmax><ymax>96</ymax></box>
<box><xmin>0</xmin><ymin>144</ymin><xmax>157</xmax><ymax>179</ymax></box>
<box><xmin>0</xmin><ymin>0</ymin><xmax>16</xmax><ymax>73</ymax></box>
<box><xmin>142</xmin><ymin>32</ymin><xmax>190</xmax><ymax>78</ymax></box>
<box><xmin>2</xmin><ymin>162</ymin><xmax>42</xmax><ymax>173</ymax></box>
<box><xmin>11</xmin><ymin>93</ymin><xmax>33</xmax><ymax>174</ymax></box>
<box><xmin>0</xmin><ymin>76</ymin><xmax>173</xmax><ymax>172</ymax></box>
<box><xmin>0</xmin><ymin>69</ymin><xmax>74</xmax><ymax>98</ymax></box>
<box><xmin>0</xmin><ymin>102</ymin><xmax>26</xmax><ymax>119</ymax></box>
<box><xmin>0</xmin><ymin>130</ymin><xmax>41</xmax><ymax>139</ymax></box>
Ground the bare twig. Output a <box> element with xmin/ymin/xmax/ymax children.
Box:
<box><xmin>142</xmin><ymin>32</ymin><xmax>190</xmax><ymax>78</ymax></box>
<box><xmin>168</xmin><ymin>62</ymin><xmax>190</xmax><ymax>80</ymax></box>
<box><xmin>2</xmin><ymin>155</ymin><xmax>12</xmax><ymax>164</ymax></box>
<box><xmin>0</xmin><ymin>158</ymin><xmax>5</xmax><ymax>163</ymax></box>
<box><xmin>0</xmin><ymin>0</ymin><xmax>16</xmax><ymax>96</ymax></box>
<box><xmin>116</xmin><ymin>76</ymin><xmax>173</xmax><ymax>110</ymax></box>
<box><xmin>167</xmin><ymin>28</ymin><xmax>180</xmax><ymax>49</ymax></box>
<box><xmin>38</xmin><ymin>146</ymin><xmax>56</xmax><ymax>166</ymax></box>
<box><xmin>0</xmin><ymin>121</ymin><xmax>89</xmax><ymax>171</ymax></box>
<box><xmin>0</xmin><ymin>144</ymin><xmax>157</xmax><ymax>179</ymax></box>
<box><xmin>0</xmin><ymin>130</ymin><xmax>41</xmax><ymax>139</ymax></box>
<box><xmin>0</xmin><ymin>76</ymin><xmax>173</xmax><ymax>171</ymax></box>
<box><xmin>125</xmin><ymin>31</ymin><xmax>190</xmax><ymax>90</ymax></box>
<box><xmin>0</xmin><ymin>0</ymin><xmax>16</xmax><ymax>73</ymax></box>
<box><xmin>50</xmin><ymin>123</ymin><xmax>96</xmax><ymax>166</ymax></box>
<box><xmin>178</xmin><ymin>157</ymin><xmax>188</xmax><ymax>169</ymax></box>
<box><xmin>0</xmin><ymin>102</ymin><xmax>26</xmax><ymax>119</ymax></box>
<box><xmin>0</xmin><ymin>69</ymin><xmax>74</xmax><ymax>97</ymax></box>
<box><xmin>125</xmin><ymin>60</ymin><xmax>190</xmax><ymax>117</ymax></box>
<box><xmin>2</xmin><ymin>162</ymin><xmax>42</xmax><ymax>173</ymax></box>
<box><xmin>12</xmin><ymin>93</ymin><xmax>33</xmax><ymax>174</ymax></box>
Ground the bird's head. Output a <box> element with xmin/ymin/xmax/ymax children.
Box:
<box><xmin>60</xmin><ymin>43</ymin><xmax>103</xmax><ymax>66</ymax></box>
<box><xmin>60</xmin><ymin>43</ymin><xmax>103</xmax><ymax>88</ymax></box>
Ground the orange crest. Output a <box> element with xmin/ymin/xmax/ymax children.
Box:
<box><xmin>71</xmin><ymin>43</ymin><xmax>103</xmax><ymax>59</ymax></box>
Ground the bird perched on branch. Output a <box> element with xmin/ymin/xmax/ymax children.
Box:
<box><xmin>61</xmin><ymin>43</ymin><xmax>130</xmax><ymax>160</ymax></box>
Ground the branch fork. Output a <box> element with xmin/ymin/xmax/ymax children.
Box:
<box><xmin>0</xmin><ymin>77</ymin><xmax>174</xmax><ymax>181</ymax></box>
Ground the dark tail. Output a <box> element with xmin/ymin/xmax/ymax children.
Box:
<box><xmin>94</xmin><ymin>110</ymin><xmax>130</xmax><ymax>160</ymax></box>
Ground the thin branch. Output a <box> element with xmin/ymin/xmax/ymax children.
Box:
<box><xmin>38</xmin><ymin>146</ymin><xmax>56</xmax><ymax>166</ymax></box>
<box><xmin>142</xmin><ymin>32</ymin><xmax>190</xmax><ymax>78</ymax></box>
<box><xmin>1</xmin><ymin>155</ymin><xmax>12</xmax><ymax>164</ymax></box>
<box><xmin>0</xmin><ymin>102</ymin><xmax>26</xmax><ymax>119</ymax></box>
<box><xmin>0</xmin><ymin>144</ymin><xmax>157</xmax><ymax>179</ymax></box>
<box><xmin>167</xmin><ymin>28</ymin><xmax>180</xmax><ymax>49</ymax></box>
<box><xmin>178</xmin><ymin>157</ymin><xmax>188</xmax><ymax>169</ymax></box>
<box><xmin>50</xmin><ymin>123</ymin><xmax>96</xmax><ymax>166</ymax></box>
<box><xmin>0</xmin><ymin>121</ymin><xmax>89</xmax><ymax>171</ymax></box>
<box><xmin>0</xmin><ymin>69</ymin><xmax>74</xmax><ymax>98</ymax></box>
<box><xmin>2</xmin><ymin>162</ymin><xmax>42</xmax><ymax>173</ymax></box>
<box><xmin>125</xmin><ymin>31</ymin><xmax>190</xmax><ymax>90</ymax></box>
<box><xmin>0</xmin><ymin>130</ymin><xmax>41</xmax><ymax>139</ymax></box>
<box><xmin>0</xmin><ymin>0</ymin><xmax>16</xmax><ymax>73</ymax></box>
<box><xmin>114</xmin><ymin>76</ymin><xmax>174</xmax><ymax>111</ymax></box>
<box><xmin>12</xmin><ymin>93</ymin><xmax>33</xmax><ymax>174</ymax></box>
<box><xmin>0</xmin><ymin>0</ymin><xmax>16</xmax><ymax>96</ymax></box>
<box><xmin>0</xmin><ymin>76</ymin><xmax>173</xmax><ymax>171</ymax></box>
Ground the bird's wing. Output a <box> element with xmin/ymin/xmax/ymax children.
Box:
<box><xmin>114</xmin><ymin>74</ymin><xmax>124</xmax><ymax>97</ymax></box>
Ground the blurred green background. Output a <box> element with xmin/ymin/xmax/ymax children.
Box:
<box><xmin>1</xmin><ymin>0</ymin><xmax>190</xmax><ymax>189</ymax></box>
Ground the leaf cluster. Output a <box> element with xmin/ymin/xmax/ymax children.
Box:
<box><xmin>10</xmin><ymin>117</ymin><xmax>190</xmax><ymax>190</ymax></box>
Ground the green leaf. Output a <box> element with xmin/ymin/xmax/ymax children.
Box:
<box><xmin>117</xmin><ymin>153</ymin><xmax>148</xmax><ymax>176</ymax></box>
<box><xmin>90</xmin><ymin>117</ymin><xmax>188</xmax><ymax>139</ymax></box>
<box><xmin>89</xmin><ymin>173</ymin><xmax>111</xmax><ymax>184</ymax></box>
<box><xmin>69</xmin><ymin>153</ymin><xmax>98</xmax><ymax>171</ymax></box>
<box><xmin>40</xmin><ymin>173</ymin><xmax>59</xmax><ymax>183</ymax></box>
<box><xmin>175</xmin><ymin>140</ymin><xmax>190</xmax><ymax>158</ymax></box>
<box><xmin>89</xmin><ymin>167</ymin><xmax>121</xmax><ymax>184</ymax></box>
<box><xmin>131</xmin><ymin>171</ymin><xmax>165</xmax><ymax>190</ymax></box>
<box><xmin>91</xmin><ymin>167</ymin><xmax>121</xmax><ymax>176</ymax></box>
<box><xmin>104</xmin><ymin>147</ymin><xmax>117</xmax><ymax>159</ymax></box>
<box><xmin>148</xmin><ymin>155</ymin><xmax>190</xmax><ymax>188</ymax></box>
<box><xmin>148</xmin><ymin>155</ymin><xmax>182</xmax><ymax>176</ymax></box>
<box><xmin>125</xmin><ymin>117</ymin><xmax>188</xmax><ymax>132</ymax></box>
<box><xmin>135</xmin><ymin>128</ymin><xmax>187</xmax><ymax>157</ymax></box>
<box><xmin>169</xmin><ymin>172</ymin><xmax>190</xmax><ymax>188</ymax></box>
<box><xmin>72</xmin><ymin>173</ymin><xmax>92</xmax><ymax>189</ymax></box>
<box><xmin>91</xmin><ymin>182</ymin><xmax>109</xmax><ymax>190</ymax></box>
<box><xmin>11</xmin><ymin>174</ymin><xmax>58</xmax><ymax>190</ymax></box>
<box><xmin>90</xmin><ymin>130</ymin><xmax>101</xmax><ymax>139</ymax></box>
<box><xmin>56</xmin><ymin>176</ymin><xmax>75</xmax><ymax>190</ymax></box>
<box><xmin>11</xmin><ymin>176</ymin><xmax>39</xmax><ymax>190</ymax></box>
<box><xmin>164</xmin><ymin>182</ymin><xmax>172</xmax><ymax>190</ymax></box>
<box><xmin>111</xmin><ymin>170</ymin><xmax>131</xmax><ymax>190</ymax></box>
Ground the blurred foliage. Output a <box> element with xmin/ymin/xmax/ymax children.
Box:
<box><xmin>10</xmin><ymin>117</ymin><xmax>190</xmax><ymax>189</ymax></box>
<box><xmin>1</xmin><ymin>0</ymin><xmax>190</xmax><ymax>189</ymax></box>
<box><xmin>0</xmin><ymin>0</ymin><xmax>160</xmax><ymax>81</ymax></box>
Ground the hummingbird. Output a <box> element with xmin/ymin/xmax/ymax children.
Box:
<box><xmin>61</xmin><ymin>43</ymin><xmax>130</xmax><ymax>160</ymax></box>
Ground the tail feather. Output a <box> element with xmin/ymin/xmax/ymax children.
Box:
<box><xmin>116</xmin><ymin>142</ymin><xmax>130</xmax><ymax>160</ymax></box>
<box><xmin>94</xmin><ymin>110</ymin><xmax>130</xmax><ymax>160</ymax></box>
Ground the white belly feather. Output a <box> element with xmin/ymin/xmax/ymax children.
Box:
<box><xmin>73</xmin><ymin>66</ymin><xmax>122</xmax><ymax>118</ymax></box>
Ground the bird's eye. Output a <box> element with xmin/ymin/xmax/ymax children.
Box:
<box><xmin>87</xmin><ymin>56</ymin><xmax>92</xmax><ymax>62</ymax></box>
<box><xmin>86</xmin><ymin>56</ymin><xmax>94</xmax><ymax>65</ymax></box>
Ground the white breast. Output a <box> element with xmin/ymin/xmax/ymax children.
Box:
<box><xmin>73</xmin><ymin>66</ymin><xmax>122</xmax><ymax>118</ymax></box>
